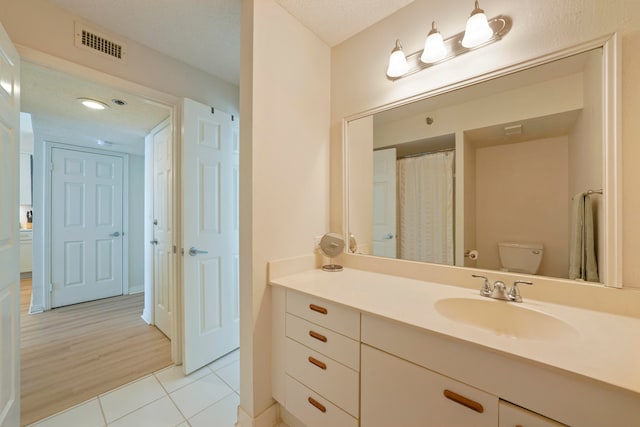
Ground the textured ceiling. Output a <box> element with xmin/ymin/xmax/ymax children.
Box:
<box><xmin>21</xmin><ymin>61</ymin><xmax>170</xmax><ymax>155</ymax></box>
<box><xmin>29</xmin><ymin>0</ymin><xmax>415</xmax><ymax>154</ymax></box>
<box><xmin>49</xmin><ymin>0</ymin><xmax>415</xmax><ymax>85</ymax></box>
<box><xmin>274</xmin><ymin>0</ymin><xmax>415</xmax><ymax>47</ymax></box>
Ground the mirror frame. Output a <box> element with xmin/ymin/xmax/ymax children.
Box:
<box><xmin>343</xmin><ymin>33</ymin><xmax>622</xmax><ymax>288</ymax></box>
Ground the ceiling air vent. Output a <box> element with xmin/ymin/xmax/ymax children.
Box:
<box><xmin>74</xmin><ymin>22</ymin><xmax>127</xmax><ymax>62</ymax></box>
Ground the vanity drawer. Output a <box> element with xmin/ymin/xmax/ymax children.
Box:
<box><xmin>285</xmin><ymin>374</ymin><xmax>358</xmax><ymax>427</ymax></box>
<box><xmin>287</xmin><ymin>290</ymin><xmax>360</xmax><ymax>340</ymax></box>
<box><xmin>286</xmin><ymin>338</ymin><xmax>359</xmax><ymax>417</ymax></box>
<box><xmin>286</xmin><ymin>313</ymin><xmax>360</xmax><ymax>371</ymax></box>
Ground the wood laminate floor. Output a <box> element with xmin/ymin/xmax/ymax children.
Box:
<box><xmin>20</xmin><ymin>278</ymin><xmax>172</xmax><ymax>426</ymax></box>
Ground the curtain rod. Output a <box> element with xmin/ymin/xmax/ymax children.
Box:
<box><xmin>397</xmin><ymin>147</ymin><xmax>455</xmax><ymax>159</ymax></box>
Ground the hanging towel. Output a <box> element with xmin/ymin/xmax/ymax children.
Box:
<box><xmin>569</xmin><ymin>193</ymin><xmax>599</xmax><ymax>282</ymax></box>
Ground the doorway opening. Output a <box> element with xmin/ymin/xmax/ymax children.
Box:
<box><xmin>19</xmin><ymin>56</ymin><xmax>178</xmax><ymax>424</ymax></box>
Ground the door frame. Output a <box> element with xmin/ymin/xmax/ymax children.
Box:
<box><xmin>44</xmin><ymin>142</ymin><xmax>129</xmax><ymax>309</ymax></box>
<box><xmin>20</xmin><ymin>45</ymin><xmax>183</xmax><ymax>364</ymax></box>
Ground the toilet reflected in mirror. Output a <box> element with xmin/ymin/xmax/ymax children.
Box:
<box><xmin>498</xmin><ymin>242</ymin><xmax>543</xmax><ymax>275</ymax></box>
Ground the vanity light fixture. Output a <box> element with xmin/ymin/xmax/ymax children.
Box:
<box><xmin>386</xmin><ymin>39</ymin><xmax>410</xmax><ymax>78</ymax></box>
<box><xmin>461</xmin><ymin>1</ymin><xmax>494</xmax><ymax>48</ymax></box>
<box><xmin>77</xmin><ymin>97</ymin><xmax>109</xmax><ymax>110</ymax></box>
<box><xmin>385</xmin><ymin>2</ymin><xmax>511</xmax><ymax>80</ymax></box>
<box><xmin>420</xmin><ymin>22</ymin><xmax>447</xmax><ymax>64</ymax></box>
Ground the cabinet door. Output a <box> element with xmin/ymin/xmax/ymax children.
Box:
<box><xmin>361</xmin><ymin>344</ymin><xmax>498</xmax><ymax>427</ymax></box>
<box><xmin>19</xmin><ymin>153</ymin><xmax>31</xmax><ymax>205</ymax></box>
<box><xmin>499</xmin><ymin>400</ymin><xmax>567</xmax><ymax>427</ymax></box>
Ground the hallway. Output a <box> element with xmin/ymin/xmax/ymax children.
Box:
<box><xmin>20</xmin><ymin>278</ymin><xmax>172</xmax><ymax>425</ymax></box>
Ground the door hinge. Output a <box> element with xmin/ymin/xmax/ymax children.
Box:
<box><xmin>50</xmin><ymin>161</ymin><xmax>54</xmax><ymax>172</ymax></box>
<box><xmin>49</xmin><ymin>284</ymin><xmax>53</xmax><ymax>293</ymax></box>
<box><xmin>181</xmin><ymin>247</ymin><xmax>185</xmax><ymax>256</ymax></box>
<box><xmin>173</xmin><ymin>245</ymin><xmax>177</xmax><ymax>254</ymax></box>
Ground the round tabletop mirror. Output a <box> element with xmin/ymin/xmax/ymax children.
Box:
<box><xmin>319</xmin><ymin>233</ymin><xmax>345</xmax><ymax>272</ymax></box>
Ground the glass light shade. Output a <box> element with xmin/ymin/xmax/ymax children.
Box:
<box><xmin>420</xmin><ymin>24</ymin><xmax>446</xmax><ymax>64</ymax></box>
<box><xmin>386</xmin><ymin>40</ymin><xmax>409</xmax><ymax>78</ymax></box>
<box><xmin>461</xmin><ymin>8</ymin><xmax>493</xmax><ymax>48</ymax></box>
<box><xmin>78</xmin><ymin>98</ymin><xmax>108</xmax><ymax>110</ymax></box>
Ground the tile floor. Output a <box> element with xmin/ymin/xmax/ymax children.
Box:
<box><xmin>28</xmin><ymin>349</ymin><xmax>240</xmax><ymax>427</ymax></box>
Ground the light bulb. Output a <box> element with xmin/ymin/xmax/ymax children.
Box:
<box><xmin>386</xmin><ymin>39</ymin><xmax>409</xmax><ymax>78</ymax></box>
<box><xmin>420</xmin><ymin>22</ymin><xmax>446</xmax><ymax>64</ymax></box>
<box><xmin>461</xmin><ymin>1</ymin><xmax>493</xmax><ymax>48</ymax></box>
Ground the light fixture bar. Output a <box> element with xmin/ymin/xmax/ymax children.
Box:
<box><xmin>387</xmin><ymin>16</ymin><xmax>511</xmax><ymax>81</ymax></box>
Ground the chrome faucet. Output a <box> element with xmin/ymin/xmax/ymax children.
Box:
<box><xmin>472</xmin><ymin>275</ymin><xmax>533</xmax><ymax>303</ymax></box>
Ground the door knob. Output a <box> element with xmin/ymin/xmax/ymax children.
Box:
<box><xmin>383</xmin><ymin>233</ymin><xmax>394</xmax><ymax>240</ymax></box>
<box><xmin>110</xmin><ymin>231</ymin><xmax>121</xmax><ymax>237</ymax></box>
<box><xmin>188</xmin><ymin>246</ymin><xmax>209</xmax><ymax>256</ymax></box>
<box><xmin>149</xmin><ymin>239</ymin><xmax>158</xmax><ymax>245</ymax></box>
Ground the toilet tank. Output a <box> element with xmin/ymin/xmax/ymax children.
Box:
<box><xmin>498</xmin><ymin>242</ymin><xmax>543</xmax><ymax>274</ymax></box>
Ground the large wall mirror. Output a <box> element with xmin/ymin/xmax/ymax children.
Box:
<box><xmin>345</xmin><ymin>38</ymin><xmax>621</xmax><ymax>287</ymax></box>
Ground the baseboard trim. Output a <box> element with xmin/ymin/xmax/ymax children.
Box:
<box><xmin>236</xmin><ymin>402</ymin><xmax>279</xmax><ymax>427</ymax></box>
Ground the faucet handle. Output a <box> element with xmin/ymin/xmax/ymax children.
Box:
<box><xmin>472</xmin><ymin>274</ymin><xmax>492</xmax><ymax>297</ymax></box>
<box><xmin>508</xmin><ymin>280</ymin><xmax>533</xmax><ymax>303</ymax></box>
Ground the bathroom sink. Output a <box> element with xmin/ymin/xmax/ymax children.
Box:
<box><xmin>434</xmin><ymin>297</ymin><xmax>578</xmax><ymax>341</ymax></box>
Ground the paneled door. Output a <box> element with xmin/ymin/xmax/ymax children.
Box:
<box><xmin>0</xmin><ymin>20</ymin><xmax>21</xmax><ymax>427</ymax></box>
<box><xmin>182</xmin><ymin>98</ymin><xmax>239</xmax><ymax>374</ymax></box>
<box><xmin>151</xmin><ymin>120</ymin><xmax>173</xmax><ymax>338</ymax></box>
<box><xmin>50</xmin><ymin>148</ymin><xmax>124</xmax><ymax>308</ymax></box>
<box><xmin>373</xmin><ymin>148</ymin><xmax>397</xmax><ymax>258</ymax></box>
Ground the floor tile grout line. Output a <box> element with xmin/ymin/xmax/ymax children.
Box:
<box><xmin>178</xmin><ymin>389</ymin><xmax>237</xmax><ymax>424</ymax></box>
<box><xmin>97</xmin><ymin>396</ymin><xmax>108</xmax><ymax>427</ymax></box>
<box><xmin>99</xmin><ymin>376</ymin><xmax>168</xmax><ymax>425</ymax></box>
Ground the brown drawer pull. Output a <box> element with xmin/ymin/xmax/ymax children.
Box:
<box><xmin>308</xmin><ymin>356</ymin><xmax>327</xmax><ymax>370</ymax></box>
<box><xmin>309</xmin><ymin>330</ymin><xmax>328</xmax><ymax>342</ymax></box>
<box><xmin>443</xmin><ymin>389</ymin><xmax>484</xmax><ymax>413</ymax></box>
<box><xmin>309</xmin><ymin>303</ymin><xmax>328</xmax><ymax>315</ymax></box>
<box><xmin>308</xmin><ymin>396</ymin><xmax>327</xmax><ymax>413</ymax></box>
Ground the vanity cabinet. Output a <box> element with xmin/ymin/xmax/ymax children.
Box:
<box><xmin>361</xmin><ymin>344</ymin><xmax>498</xmax><ymax>426</ymax></box>
<box><xmin>272</xmin><ymin>279</ymin><xmax>640</xmax><ymax>427</ymax></box>
<box><xmin>273</xmin><ymin>288</ymin><xmax>360</xmax><ymax>427</ymax></box>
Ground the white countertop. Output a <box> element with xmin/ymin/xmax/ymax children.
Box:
<box><xmin>270</xmin><ymin>267</ymin><xmax>640</xmax><ymax>396</ymax></box>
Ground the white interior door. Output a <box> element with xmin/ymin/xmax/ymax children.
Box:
<box><xmin>152</xmin><ymin>120</ymin><xmax>173</xmax><ymax>338</ymax></box>
<box><xmin>373</xmin><ymin>148</ymin><xmax>397</xmax><ymax>258</ymax></box>
<box><xmin>50</xmin><ymin>148</ymin><xmax>124</xmax><ymax>308</ymax></box>
<box><xmin>0</xmin><ymin>21</ymin><xmax>20</xmax><ymax>427</ymax></box>
<box><xmin>182</xmin><ymin>98</ymin><xmax>239</xmax><ymax>374</ymax></box>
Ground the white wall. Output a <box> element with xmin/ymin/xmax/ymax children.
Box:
<box><xmin>128</xmin><ymin>154</ymin><xmax>145</xmax><ymax>293</ymax></box>
<box><xmin>239</xmin><ymin>0</ymin><xmax>331</xmax><ymax>420</ymax></box>
<box><xmin>331</xmin><ymin>0</ymin><xmax>640</xmax><ymax>287</ymax></box>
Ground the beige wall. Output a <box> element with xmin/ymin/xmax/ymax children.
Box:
<box><xmin>569</xmin><ymin>51</ymin><xmax>605</xmax><ymax>273</ymax></box>
<box><xmin>331</xmin><ymin>0</ymin><xmax>640</xmax><ymax>288</ymax></box>
<box><xmin>239</xmin><ymin>0</ymin><xmax>331</xmax><ymax>419</ymax></box>
<box><xmin>475</xmin><ymin>137</ymin><xmax>569</xmax><ymax>278</ymax></box>
<box><xmin>347</xmin><ymin>116</ymin><xmax>374</xmax><ymax>254</ymax></box>
<box><xmin>0</xmin><ymin>0</ymin><xmax>238</xmax><ymax>114</ymax></box>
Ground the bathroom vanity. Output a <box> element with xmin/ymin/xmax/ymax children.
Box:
<box><xmin>270</xmin><ymin>264</ymin><xmax>640</xmax><ymax>427</ymax></box>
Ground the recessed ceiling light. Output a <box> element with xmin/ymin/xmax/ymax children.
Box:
<box><xmin>77</xmin><ymin>98</ymin><xmax>109</xmax><ymax>110</ymax></box>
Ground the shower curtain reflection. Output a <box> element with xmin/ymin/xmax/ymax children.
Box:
<box><xmin>397</xmin><ymin>151</ymin><xmax>455</xmax><ymax>264</ymax></box>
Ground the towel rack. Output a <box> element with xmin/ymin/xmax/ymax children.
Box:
<box><xmin>586</xmin><ymin>189</ymin><xmax>603</xmax><ymax>195</ymax></box>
